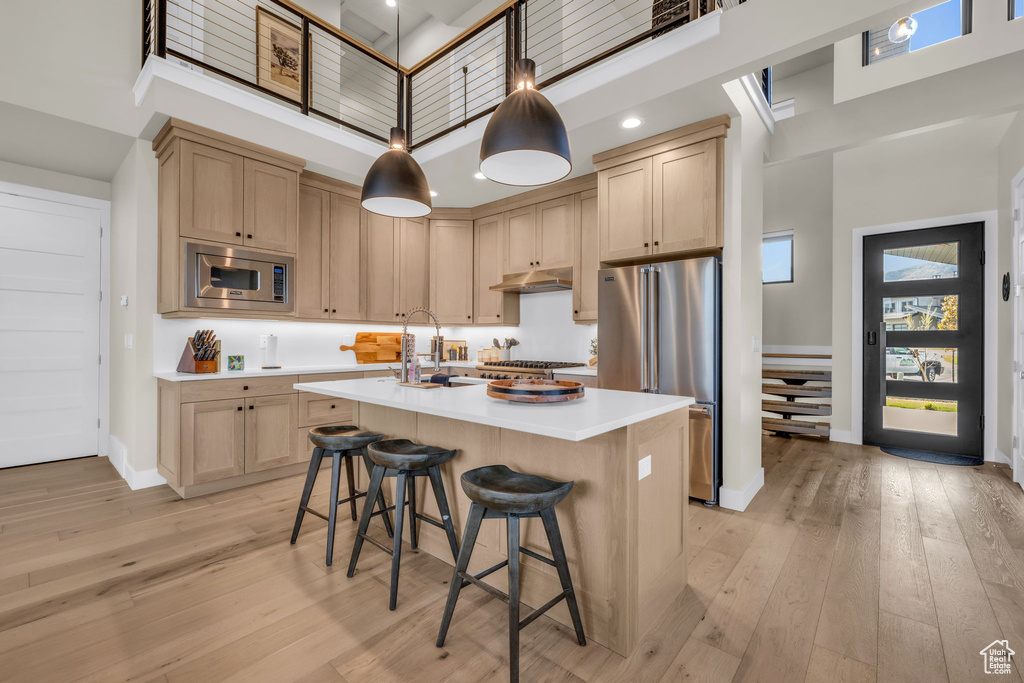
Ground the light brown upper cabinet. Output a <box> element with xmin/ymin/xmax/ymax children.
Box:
<box><xmin>503</xmin><ymin>206</ymin><xmax>538</xmax><ymax>274</ymax></box>
<box><xmin>243</xmin><ymin>159</ymin><xmax>298</xmax><ymax>252</ymax></box>
<box><xmin>328</xmin><ymin>194</ymin><xmax>363</xmax><ymax>320</ymax></box>
<box><xmin>652</xmin><ymin>139</ymin><xmax>720</xmax><ymax>254</ymax></box>
<box><xmin>179</xmin><ymin>140</ymin><xmax>245</xmax><ymax>245</ymax></box>
<box><xmin>430</xmin><ymin>220</ymin><xmax>474</xmax><ymax>324</ymax></box>
<box><xmin>398</xmin><ymin>217</ymin><xmax>430</xmax><ymax>317</ymax></box>
<box><xmin>475</xmin><ymin>213</ymin><xmax>520</xmax><ymax>325</ymax></box>
<box><xmin>296</xmin><ymin>185</ymin><xmax>330</xmax><ymax>319</ymax></box>
<box><xmin>363</xmin><ymin>212</ymin><xmax>399</xmax><ymax>322</ymax></box>
<box><xmin>598</xmin><ymin>158</ymin><xmax>653</xmax><ymax>261</ymax></box>
<box><xmin>594</xmin><ymin>115</ymin><xmax>728</xmax><ymax>263</ymax></box>
<box><xmin>574</xmin><ymin>189</ymin><xmax>599</xmax><ymax>323</ymax></box>
<box><xmin>536</xmin><ymin>196</ymin><xmax>575</xmax><ymax>269</ymax></box>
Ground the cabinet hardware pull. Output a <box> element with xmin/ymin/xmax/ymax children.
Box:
<box><xmin>247</xmin><ymin>234</ymin><xmax>252</xmax><ymax>239</ymax></box>
<box><xmin>332</xmin><ymin>309</ymin><xmax>336</xmax><ymax>313</ymax></box>
<box><xmin>331</xmin><ymin>405</ymin><xmax>335</xmax><ymax>409</ymax></box>
<box><xmin>324</xmin><ymin>308</ymin><xmax>328</xmax><ymax>313</ymax></box>
<box><xmin>235</xmin><ymin>232</ymin><xmax>241</xmax><ymax>237</ymax></box>
<box><xmin>249</xmin><ymin>405</ymin><xmax>254</xmax><ymax>410</ymax></box>
<box><xmin>574</xmin><ymin>310</ymin><xmax>579</xmax><ymax>314</ymax></box>
<box><xmin>654</xmin><ymin>241</ymin><xmax>659</xmax><ymax>246</ymax></box>
<box><xmin>237</xmin><ymin>406</ymin><xmax>243</xmax><ymax>411</ymax></box>
<box><xmin>243</xmin><ymin>385</ymin><xmax>248</xmax><ymax>390</ymax></box>
<box><xmin>644</xmin><ymin>242</ymin><xmax>649</xmax><ymax>247</ymax></box>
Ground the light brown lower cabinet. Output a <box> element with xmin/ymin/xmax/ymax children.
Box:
<box><xmin>158</xmin><ymin>372</ymin><xmax>364</xmax><ymax>498</ymax></box>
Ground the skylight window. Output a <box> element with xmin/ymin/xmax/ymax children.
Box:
<box><xmin>1013</xmin><ymin>0</ymin><xmax>1024</xmax><ymax>20</ymax></box>
<box><xmin>863</xmin><ymin>0</ymin><xmax>971</xmax><ymax>65</ymax></box>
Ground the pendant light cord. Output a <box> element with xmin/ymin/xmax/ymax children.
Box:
<box><xmin>395</xmin><ymin>2</ymin><xmax>402</xmax><ymax>131</ymax></box>
<box><xmin>523</xmin><ymin>0</ymin><xmax>528</xmax><ymax>59</ymax></box>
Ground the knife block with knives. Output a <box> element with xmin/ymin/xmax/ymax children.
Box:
<box><xmin>176</xmin><ymin>330</ymin><xmax>221</xmax><ymax>374</ymax></box>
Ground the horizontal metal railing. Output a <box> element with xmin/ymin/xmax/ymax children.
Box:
<box><xmin>144</xmin><ymin>0</ymin><xmax>739</xmax><ymax>150</ymax></box>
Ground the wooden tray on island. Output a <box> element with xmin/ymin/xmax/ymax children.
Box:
<box><xmin>486</xmin><ymin>379</ymin><xmax>585</xmax><ymax>403</ymax></box>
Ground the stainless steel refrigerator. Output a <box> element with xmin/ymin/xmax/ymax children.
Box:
<box><xmin>597</xmin><ymin>257</ymin><xmax>721</xmax><ymax>505</ymax></box>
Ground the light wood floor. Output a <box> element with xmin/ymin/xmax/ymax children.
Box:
<box><xmin>1</xmin><ymin>437</ymin><xmax>1023</xmax><ymax>682</ymax></box>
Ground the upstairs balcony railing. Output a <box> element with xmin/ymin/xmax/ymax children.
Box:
<box><xmin>143</xmin><ymin>0</ymin><xmax>728</xmax><ymax>149</ymax></box>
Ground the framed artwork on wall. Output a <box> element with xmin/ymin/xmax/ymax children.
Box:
<box><xmin>256</xmin><ymin>7</ymin><xmax>303</xmax><ymax>101</ymax></box>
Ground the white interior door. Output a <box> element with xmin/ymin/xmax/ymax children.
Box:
<box><xmin>1015</xmin><ymin>176</ymin><xmax>1024</xmax><ymax>488</ymax></box>
<box><xmin>0</xmin><ymin>192</ymin><xmax>101</xmax><ymax>468</ymax></box>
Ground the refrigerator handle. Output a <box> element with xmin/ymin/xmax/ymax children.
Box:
<box><xmin>640</xmin><ymin>267</ymin><xmax>649</xmax><ymax>393</ymax></box>
<box><xmin>650</xmin><ymin>266</ymin><xmax>660</xmax><ymax>394</ymax></box>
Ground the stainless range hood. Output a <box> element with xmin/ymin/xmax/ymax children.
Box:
<box><xmin>489</xmin><ymin>267</ymin><xmax>572</xmax><ymax>293</ymax></box>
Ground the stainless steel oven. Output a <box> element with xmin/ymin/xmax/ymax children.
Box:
<box><xmin>185</xmin><ymin>242</ymin><xmax>294</xmax><ymax>312</ymax></box>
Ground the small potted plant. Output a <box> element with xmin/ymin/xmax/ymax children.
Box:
<box><xmin>589</xmin><ymin>338</ymin><xmax>598</xmax><ymax>367</ymax></box>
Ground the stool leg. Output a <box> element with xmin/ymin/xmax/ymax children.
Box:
<box><xmin>290</xmin><ymin>447</ymin><xmax>324</xmax><ymax>544</ymax></box>
<box><xmin>361</xmin><ymin>449</ymin><xmax>394</xmax><ymax>538</ymax></box>
<box><xmin>388</xmin><ymin>471</ymin><xmax>409</xmax><ymax>611</ymax></box>
<box><xmin>407</xmin><ymin>475</ymin><xmax>418</xmax><ymax>550</ymax></box>
<box><xmin>427</xmin><ymin>466</ymin><xmax>460</xmax><ymax>561</ymax></box>
<box><xmin>325</xmin><ymin>451</ymin><xmax>342</xmax><ymax>566</ymax></box>
<box><xmin>507</xmin><ymin>514</ymin><xmax>521</xmax><ymax>683</ymax></box>
<box><xmin>347</xmin><ymin>464</ymin><xmax>385</xmax><ymax>578</ymax></box>
<box><xmin>540</xmin><ymin>507</ymin><xmax>587</xmax><ymax>647</ymax></box>
<box><xmin>437</xmin><ymin>502</ymin><xmax>485</xmax><ymax>647</ymax></box>
<box><xmin>343</xmin><ymin>453</ymin><xmax>358</xmax><ymax>521</ymax></box>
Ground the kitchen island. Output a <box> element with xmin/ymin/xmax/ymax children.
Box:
<box><xmin>294</xmin><ymin>377</ymin><xmax>693</xmax><ymax>657</ymax></box>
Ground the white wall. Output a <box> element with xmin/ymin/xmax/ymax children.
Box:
<box><xmin>831</xmin><ymin>122</ymin><xmax>999</xmax><ymax>441</ymax></box>
<box><xmin>834</xmin><ymin>0</ymin><xmax>1024</xmax><ymax>104</ymax></box>
<box><xmin>0</xmin><ymin>160</ymin><xmax>111</xmax><ymax>201</ymax></box>
<box><xmin>997</xmin><ymin>112</ymin><xmax>1024</xmax><ymax>462</ymax></box>
<box><xmin>109</xmin><ymin>141</ymin><xmax>161</xmax><ymax>475</ymax></box>
<box><xmin>762</xmin><ymin>155</ymin><xmax>833</xmax><ymax>347</ymax></box>
<box><xmin>720</xmin><ymin>81</ymin><xmax>769</xmax><ymax>509</ymax></box>
<box><xmin>153</xmin><ymin>290</ymin><xmax>595</xmax><ymax>371</ymax></box>
<box><xmin>771</xmin><ymin>63</ymin><xmax>833</xmax><ymax>116</ymax></box>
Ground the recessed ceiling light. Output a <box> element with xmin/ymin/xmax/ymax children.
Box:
<box><xmin>385</xmin><ymin>0</ymin><xmax>396</xmax><ymax>7</ymax></box>
<box><xmin>474</xmin><ymin>172</ymin><xmax>486</xmax><ymax>180</ymax></box>
<box><xmin>430</xmin><ymin>190</ymin><xmax>438</xmax><ymax>197</ymax></box>
<box><xmin>620</xmin><ymin>117</ymin><xmax>642</xmax><ymax>129</ymax></box>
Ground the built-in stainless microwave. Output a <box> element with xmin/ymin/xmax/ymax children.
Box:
<box><xmin>185</xmin><ymin>242</ymin><xmax>294</xmax><ymax>312</ymax></box>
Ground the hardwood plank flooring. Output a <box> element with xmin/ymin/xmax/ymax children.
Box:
<box><xmin>0</xmin><ymin>440</ymin><xmax>1021</xmax><ymax>681</ymax></box>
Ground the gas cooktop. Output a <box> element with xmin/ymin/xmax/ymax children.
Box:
<box><xmin>477</xmin><ymin>360</ymin><xmax>586</xmax><ymax>370</ymax></box>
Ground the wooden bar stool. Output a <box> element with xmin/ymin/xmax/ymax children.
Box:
<box><xmin>290</xmin><ymin>426</ymin><xmax>394</xmax><ymax>566</ymax></box>
<box><xmin>436</xmin><ymin>465</ymin><xmax>586</xmax><ymax>683</ymax></box>
<box><xmin>347</xmin><ymin>438</ymin><xmax>460</xmax><ymax>610</ymax></box>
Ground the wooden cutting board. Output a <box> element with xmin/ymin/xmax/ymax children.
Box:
<box><xmin>339</xmin><ymin>332</ymin><xmax>404</xmax><ymax>364</ymax></box>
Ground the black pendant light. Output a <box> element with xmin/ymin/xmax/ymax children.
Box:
<box><xmin>361</xmin><ymin>3</ymin><xmax>431</xmax><ymax>218</ymax></box>
<box><xmin>479</xmin><ymin>4</ymin><xmax>571</xmax><ymax>186</ymax></box>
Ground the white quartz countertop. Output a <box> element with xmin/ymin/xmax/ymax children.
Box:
<box><xmin>293</xmin><ymin>377</ymin><xmax>693</xmax><ymax>441</ymax></box>
<box><xmin>154</xmin><ymin>361</ymin><xmax>477</xmax><ymax>382</ymax></box>
<box><xmin>550</xmin><ymin>366</ymin><xmax>598</xmax><ymax>377</ymax></box>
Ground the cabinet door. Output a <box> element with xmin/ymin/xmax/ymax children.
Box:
<box><xmin>363</xmin><ymin>212</ymin><xmax>398</xmax><ymax>322</ymax></box>
<box><xmin>179</xmin><ymin>141</ymin><xmax>244</xmax><ymax>245</ymax></box>
<box><xmin>180</xmin><ymin>398</ymin><xmax>245</xmax><ymax>485</ymax></box>
<box><xmin>398</xmin><ymin>217</ymin><xmax>430</xmax><ymax>317</ymax></box>
<box><xmin>243</xmin><ymin>159</ymin><xmax>298</xmax><ymax>253</ymax></box>
<box><xmin>475</xmin><ymin>214</ymin><xmax>509</xmax><ymax>324</ymax></box>
<box><xmin>329</xmin><ymin>194</ymin><xmax>363</xmax><ymax>320</ymax></box>
<box><xmin>653</xmin><ymin>139</ymin><xmax>720</xmax><ymax>254</ymax></box>
<box><xmin>503</xmin><ymin>205</ymin><xmax>538</xmax><ymax>274</ymax></box>
<box><xmin>536</xmin><ymin>196</ymin><xmax>574</xmax><ymax>269</ymax></box>
<box><xmin>599</xmin><ymin>158</ymin><xmax>652</xmax><ymax>261</ymax></box>
<box><xmin>430</xmin><ymin>220</ymin><xmax>474</xmax><ymax>324</ymax></box>
<box><xmin>244</xmin><ymin>394</ymin><xmax>298</xmax><ymax>472</ymax></box>
<box><xmin>573</xmin><ymin>189</ymin><xmax>599</xmax><ymax>322</ymax></box>
<box><xmin>296</xmin><ymin>186</ymin><xmax>329</xmax><ymax>318</ymax></box>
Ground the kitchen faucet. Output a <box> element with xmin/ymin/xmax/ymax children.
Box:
<box><xmin>400</xmin><ymin>308</ymin><xmax>443</xmax><ymax>383</ymax></box>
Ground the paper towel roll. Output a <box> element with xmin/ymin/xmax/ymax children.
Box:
<box><xmin>262</xmin><ymin>334</ymin><xmax>280</xmax><ymax>369</ymax></box>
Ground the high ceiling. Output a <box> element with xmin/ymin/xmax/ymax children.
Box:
<box><xmin>294</xmin><ymin>0</ymin><xmax>505</xmax><ymax>63</ymax></box>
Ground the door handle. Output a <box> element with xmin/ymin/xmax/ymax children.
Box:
<box><xmin>879</xmin><ymin>321</ymin><xmax>887</xmax><ymax>408</ymax></box>
<box><xmin>867</xmin><ymin>330</ymin><xmax>877</xmax><ymax>346</ymax></box>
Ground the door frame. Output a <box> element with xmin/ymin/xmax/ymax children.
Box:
<box><xmin>850</xmin><ymin>210</ymin><xmax>998</xmax><ymax>461</ymax></box>
<box><xmin>0</xmin><ymin>180</ymin><xmax>111</xmax><ymax>462</ymax></box>
<box><xmin>1012</xmin><ymin>167</ymin><xmax>1024</xmax><ymax>484</ymax></box>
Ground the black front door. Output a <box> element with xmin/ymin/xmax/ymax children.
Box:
<box><xmin>863</xmin><ymin>223</ymin><xmax>984</xmax><ymax>455</ymax></box>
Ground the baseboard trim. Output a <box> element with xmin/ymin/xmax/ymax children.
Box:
<box><xmin>990</xmin><ymin>447</ymin><xmax>1010</xmax><ymax>465</ymax></box>
<box><xmin>106</xmin><ymin>434</ymin><xmax>167</xmax><ymax>490</ymax></box>
<box><xmin>720</xmin><ymin>467</ymin><xmax>764</xmax><ymax>512</ymax></box>
<box><xmin>829</xmin><ymin>430</ymin><xmax>855</xmax><ymax>445</ymax></box>
<box><xmin>1014</xmin><ymin>450</ymin><xmax>1023</xmax><ymax>486</ymax></box>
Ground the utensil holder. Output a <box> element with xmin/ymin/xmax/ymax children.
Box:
<box><xmin>500</xmin><ymin>349</ymin><xmax>510</xmax><ymax>361</ymax></box>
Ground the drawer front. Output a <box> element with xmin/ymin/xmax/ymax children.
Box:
<box><xmin>179</xmin><ymin>375</ymin><xmax>299</xmax><ymax>402</ymax></box>
<box><xmin>361</xmin><ymin>369</ymin><xmax>395</xmax><ymax>378</ymax></box>
<box><xmin>300</xmin><ymin>371</ymin><xmax>365</xmax><ymax>383</ymax></box>
<box><xmin>299</xmin><ymin>392</ymin><xmax>356</xmax><ymax>427</ymax></box>
<box><xmin>553</xmin><ymin>373</ymin><xmax>598</xmax><ymax>388</ymax></box>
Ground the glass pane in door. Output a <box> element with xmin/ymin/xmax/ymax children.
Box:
<box><xmin>883</xmin><ymin>397</ymin><xmax>958</xmax><ymax>436</ymax></box>
<box><xmin>885</xmin><ymin>347</ymin><xmax>958</xmax><ymax>383</ymax></box>
<box><xmin>883</xmin><ymin>242</ymin><xmax>959</xmax><ymax>281</ymax></box>
<box><xmin>883</xmin><ymin>294</ymin><xmax>957</xmax><ymax>331</ymax></box>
